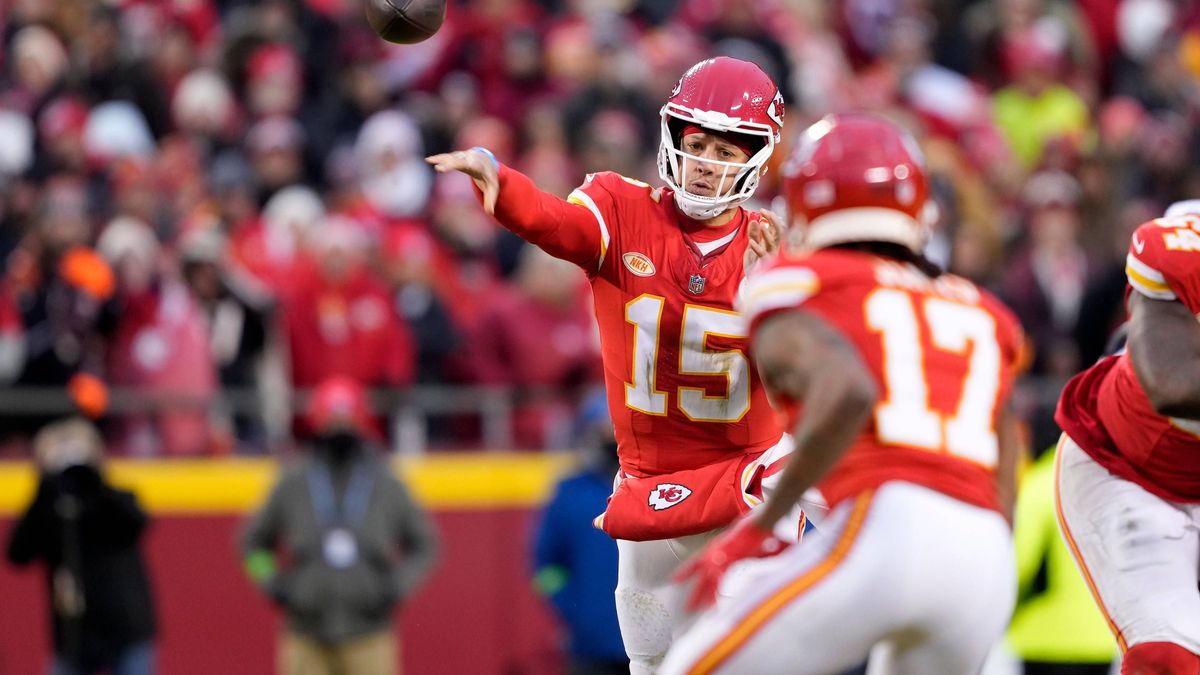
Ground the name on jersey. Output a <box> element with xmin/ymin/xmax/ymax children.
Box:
<box><xmin>873</xmin><ymin>261</ymin><xmax>979</xmax><ymax>303</ymax></box>
<box><xmin>623</xmin><ymin>252</ymin><xmax>656</xmax><ymax>277</ymax></box>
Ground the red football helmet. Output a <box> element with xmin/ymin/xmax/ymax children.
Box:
<box><xmin>307</xmin><ymin>375</ymin><xmax>373</xmax><ymax>436</ymax></box>
<box><xmin>658</xmin><ymin>57</ymin><xmax>784</xmax><ymax>220</ymax></box>
<box><xmin>782</xmin><ymin>113</ymin><xmax>931</xmax><ymax>252</ymax></box>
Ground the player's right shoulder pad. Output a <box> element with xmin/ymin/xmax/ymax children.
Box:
<box><xmin>567</xmin><ymin>172</ymin><xmax>664</xmax><ymax>262</ymax></box>
<box><xmin>1126</xmin><ymin>215</ymin><xmax>1200</xmax><ymax>303</ymax></box>
<box><xmin>565</xmin><ymin>173</ymin><xmax>625</xmax><ymax>267</ymax></box>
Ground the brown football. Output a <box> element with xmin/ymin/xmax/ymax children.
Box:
<box><xmin>364</xmin><ymin>0</ymin><xmax>446</xmax><ymax>45</ymax></box>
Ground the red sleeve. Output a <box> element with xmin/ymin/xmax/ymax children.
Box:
<box><xmin>489</xmin><ymin>164</ymin><xmax>606</xmax><ymax>271</ymax></box>
<box><xmin>978</xmin><ymin>288</ymin><xmax>1025</xmax><ymax>376</ymax></box>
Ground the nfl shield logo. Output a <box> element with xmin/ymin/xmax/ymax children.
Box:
<box><xmin>688</xmin><ymin>274</ymin><xmax>705</xmax><ymax>295</ymax></box>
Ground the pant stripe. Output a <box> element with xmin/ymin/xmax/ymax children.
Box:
<box><xmin>1053</xmin><ymin>434</ymin><xmax>1129</xmax><ymax>652</ymax></box>
<box><xmin>684</xmin><ymin>490</ymin><xmax>874</xmax><ymax>675</ymax></box>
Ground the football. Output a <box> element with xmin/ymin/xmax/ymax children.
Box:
<box><xmin>364</xmin><ymin>0</ymin><xmax>446</xmax><ymax>45</ymax></box>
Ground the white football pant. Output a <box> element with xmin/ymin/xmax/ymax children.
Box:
<box><xmin>1056</xmin><ymin>433</ymin><xmax>1200</xmax><ymax>654</ymax></box>
<box><xmin>659</xmin><ymin>481</ymin><xmax>1014</xmax><ymax>675</ymax></box>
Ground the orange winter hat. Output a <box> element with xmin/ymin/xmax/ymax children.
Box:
<box><xmin>59</xmin><ymin>247</ymin><xmax>115</xmax><ymax>300</ymax></box>
<box><xmin>68</xmin><ymin>373</ymin><xmax>109</xmax><ymax>419</ymax></box>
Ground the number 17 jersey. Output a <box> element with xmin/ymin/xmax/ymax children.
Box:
<box><xmin>572</xmin><ymin>172</ymin><xmax>783</xmax><ymax>477</ymax></box>
<box><xmin>741</xmin><ymin>249</ymin><xmax>1024</xmax><ymax>512</ymax></box>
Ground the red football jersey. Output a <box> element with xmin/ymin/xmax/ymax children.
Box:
<box><xmin>742</xmin><ymin>249</ymin><xmax>1024</xmax><ymax>512</ymax></box>
<box><xmin>1057</xmin><ymin>215</ymin><xmax>1200</xmax><ymax>501</ymax></box>
<box><xmin>488</xmin><ymin>167</ymin><xmax>782</xmax><ymax>476</ymax></box>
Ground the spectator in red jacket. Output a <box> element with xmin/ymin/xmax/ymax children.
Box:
<box><xmin>282</xmin><ymin>216</ymin><xmax>414</xmax><ymax>393</ymax></box>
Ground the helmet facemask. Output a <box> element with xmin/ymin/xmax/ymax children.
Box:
<box><xmin>657</xmin><ymin>105</ymin><xmax>775</xmax><ymax>221</ymax></box>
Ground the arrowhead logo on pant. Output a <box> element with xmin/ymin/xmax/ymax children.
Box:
<box><xmin>648</xmin><ymin>483</ymin><xmax>693</xmax><ymax>511</ymax></box>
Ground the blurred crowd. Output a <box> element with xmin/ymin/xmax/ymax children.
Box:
<box><xmin>1</xmin><ymin>0</ymin><xmax>1199</xmax><ymax>455</ymax></box>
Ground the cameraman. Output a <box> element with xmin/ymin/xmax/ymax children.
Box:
<box><xmin>6</xmin><ymin>418</ymin><xmax>157</xmax><ymax>675</ymax></box>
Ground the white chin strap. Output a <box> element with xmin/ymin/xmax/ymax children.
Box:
<box><xmin>672</xmin><ymin>183</ymin><xmax>744</xmax><ymax>220</ymax></box>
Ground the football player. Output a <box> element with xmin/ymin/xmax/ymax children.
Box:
<box><xmin>1055</xmin><ymin>200</ymin><xmax>1200</xmax><ymax>673</ymax></box>
<box><xmin>660</xmin><ymin>113</ymin><xmax>1025</xmax><ymax>675</ymax></box>
<box><xmin>427</xmin><ymin>57</ymin><xmax>808</xmax><ymax>673</ymax></box>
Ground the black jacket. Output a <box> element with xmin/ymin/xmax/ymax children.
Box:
<box><xmin>7</xmin><ymin>467</ymin><xmax>156</xmax><ymax>670</ymax></box>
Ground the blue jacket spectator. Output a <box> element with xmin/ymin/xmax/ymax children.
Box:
<box><xmin>533</xmin><ymin>394</ymin><xmax>626</xmax><ymax>674</ymax></box>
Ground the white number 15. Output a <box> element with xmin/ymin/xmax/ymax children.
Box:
<box><xmin>624</xmin><ymin>294</ymin><xmax>750</xmax><ymax>423</ymax></box>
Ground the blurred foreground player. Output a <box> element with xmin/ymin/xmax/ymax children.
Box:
<box><xmin>1055</xmin><ymin>200</ymin><xmax>1200</xmax><ymax>674</ymax></box>
<box><xmin>662</xmin><ymin>113</ymin><xmax>1025</xmax><ymax>675</ymax></box>
<box><xmin>428</xmin><ymin>56</ymin><xmax>809</xmax><ymax>673</ymax></box>
<box><xmin>242</xmin><ymin>377</ymin><xmax>438</xmax><ymax>675</ymax></box>
<box><xmin>7</xmin><ymin>418</ymin><xmax>157</xmax><ymax>675</ymax></box>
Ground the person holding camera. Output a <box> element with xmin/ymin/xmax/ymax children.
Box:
<box><xmin>6</xmin><ymin>417</ymin><xmax>157</xmax><ymax>675</ymax></box>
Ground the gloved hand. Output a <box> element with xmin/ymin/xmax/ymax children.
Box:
<box><xmin>675</xmin><ymin>516</ymin><xmax>789</xmax><ymax>611</ymax></box>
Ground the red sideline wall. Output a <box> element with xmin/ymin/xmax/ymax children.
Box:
<box><xmin>0</xmin><ymin>456</ymin><xmax>575</xmax><ymax>675</ymax></box>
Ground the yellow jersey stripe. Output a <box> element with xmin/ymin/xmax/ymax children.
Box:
<box><xmin>567</xmin><ymin>190</ymin><xmax>610</xmax><ymax>271</ymax></box>
<box><xmin>745</xmin><ymin>280</ymin><xmax>820</xmax><ymax>304</ymax></box>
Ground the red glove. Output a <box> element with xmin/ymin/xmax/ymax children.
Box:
<box><xmin>675</xmin><ymin>516</ymin><xmax>789</xmax><ymax>611</ymax></box>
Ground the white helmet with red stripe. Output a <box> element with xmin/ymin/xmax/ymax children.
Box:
<box><xmin>658</xmin><ymin>57</ymin><xmax>784</xmax><ymax>220</ymax></box>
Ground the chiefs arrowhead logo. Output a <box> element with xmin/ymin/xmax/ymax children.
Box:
<box><xmin>767</xmin><ymin>90</ymin><xmax>785</xmax><ymax>138</ymax></box>
<box><xmin>648</xmin><ymin>483</ymin><xmax>692</xmax><ymax>511</ymax></box>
